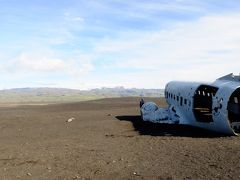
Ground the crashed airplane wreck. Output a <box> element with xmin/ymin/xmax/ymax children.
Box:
<box><xmin>140</xmin><ymin>73</ymin><xmax>240</xmax><ymax>135</ymax></box>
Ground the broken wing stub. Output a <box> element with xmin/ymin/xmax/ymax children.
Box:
<box><xmin>140</xmin><ymin>100</ymin><xmax>178</xmax><ymax>124</ymax></box>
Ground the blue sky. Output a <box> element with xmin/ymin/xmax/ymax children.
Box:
<box><xmin>1</xmin><ymin>0</ymin><xmax>240</xmax><ymax>89</ymax></box>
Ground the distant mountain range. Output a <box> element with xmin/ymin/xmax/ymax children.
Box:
<box><xmin>0</xmin><ymin>87</ymin><xmax>164</xmax><ymax>104</ymax></box>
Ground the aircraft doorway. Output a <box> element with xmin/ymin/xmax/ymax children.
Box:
<box><xmin>228</xmin><ymin>88</ymin><xmax>240</xmax><ymax>132</ymax></box>
<box><xmin>193</xmin><ymin>85</ymin><xmax>218</xmax><ymax>123</ymax></box>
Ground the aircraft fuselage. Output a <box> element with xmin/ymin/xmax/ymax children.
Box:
<box><xmin>140</xmin><ymin>74</ymin><xmax>240</xmax><ymax>135</ymax></box>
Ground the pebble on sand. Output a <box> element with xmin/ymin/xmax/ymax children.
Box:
<box><xmin>66</xmin><ymin>117</ymin><xmax>75</xmax><ymax>123</ymax></box>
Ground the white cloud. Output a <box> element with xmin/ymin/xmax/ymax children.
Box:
<box><xmin>64</xmin><ymin>11</ymin><xmax>85</xmax><ymax>22</ymax></box>
<box><xmin>12</xmin><ymin>50</ymin><xmax>94</xmax><ymax>78</ymax></box>
<box><xmin>0</xmin><ymin>49</ymin><xmax>95</xmax><ymax>89</ymax></box>
<box><xmin>87</xmin><ymin>0</ymin><xmax>206</xmax><ymax>21</ymax></box>
<box><xmin>2</xmin><ymin>2</ymin><xmax>240</xmax><ymax>90</ymax></box>
<box><xmin>71</xmin><ymin>17</ymin><xmax>85</xmax><ymax>22</ymax></box>
<box><xmin>93</xmin><ymin>12</ymin><xmax>240</xmax><ymax>88</ymax></box>
<box><xmin>18</xmin><ymin>52</ymin><xmax>67</xmax><ymax>72</ymax></box>
<box><xmin>130</xmin><ymin>0</ymin><xmax>204</xmax><ymax>13</ymax></box>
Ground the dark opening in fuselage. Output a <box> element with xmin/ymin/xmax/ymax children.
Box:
<box><xmin>228</xmin><ymin>88</ymin><xmax>240</xmax><ymax>132</ymax></box>
<box><xmin>193</xmin><ymin>85</ymin><xmax>218</xmax><ymax>123</ymax></box>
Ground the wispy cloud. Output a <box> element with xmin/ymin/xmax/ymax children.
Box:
<box><xmin>88</xmin><ymin>12</ymin><xmax>240</xmax><ymax>87</ymax></box>
<box><xmin>5</xmin><ymin>49</ymin><xmax>94</xmax><ymax>80</ymax></box>
<box><xmin>1</xmin><ymin>1</ymin><xmax>240</xmax><ymax>89</ymax></box>
<box><xmin>18</xmin><ymin>53</ymin><xmax>68</xmax><ymax>72</ymax></box>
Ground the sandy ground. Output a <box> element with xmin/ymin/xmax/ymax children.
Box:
<box><xmin>0</xmin><ymin>97</ymin><xmax>239</xmax><ymax>180</ymax></box>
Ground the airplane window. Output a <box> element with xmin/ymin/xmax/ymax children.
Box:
<box><xmin>174</xmin><ymin>95</ymin><xmax>176</xmax><ymax>100</ymax></box>
<box><xmin>234</xmin><ymin>97</ymin><xmax>238</xmax><ymax>103</ymax></box>
<box><xmin>177</xmin><ymin>96</ymin><xmax>179</xmax><ymax>101</ymax></box>
<box><xmin>184</xmin><ymin>99</ymin><xmax>187</xmax><ymax>105</ymax></box>
<box><xmin>180</xmin><ymin>97</ymin><xmax>183</xmax><ymax>106</ymax></box>
<box><xmin>171</xmin><ymin>106</ymin><xmax>176</xmax><ymax>113</ymax></box>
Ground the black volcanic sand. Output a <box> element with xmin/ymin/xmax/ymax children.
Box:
<box><xmin>0</xmin><ymin>97</ymin><xmax>239</xmax><ymax>180</ymax></box>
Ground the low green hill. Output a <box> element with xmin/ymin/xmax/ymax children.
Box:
<box><xmin>0</xmin><ymin>87</ymin><xmax>164</xmax><ymax>104</ymax></box>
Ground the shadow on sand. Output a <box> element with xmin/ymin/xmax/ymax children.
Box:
<box><xmin>116</xmin><ymin>115</ymin><xmax>226</xmax><ymax>138</ymax></box>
